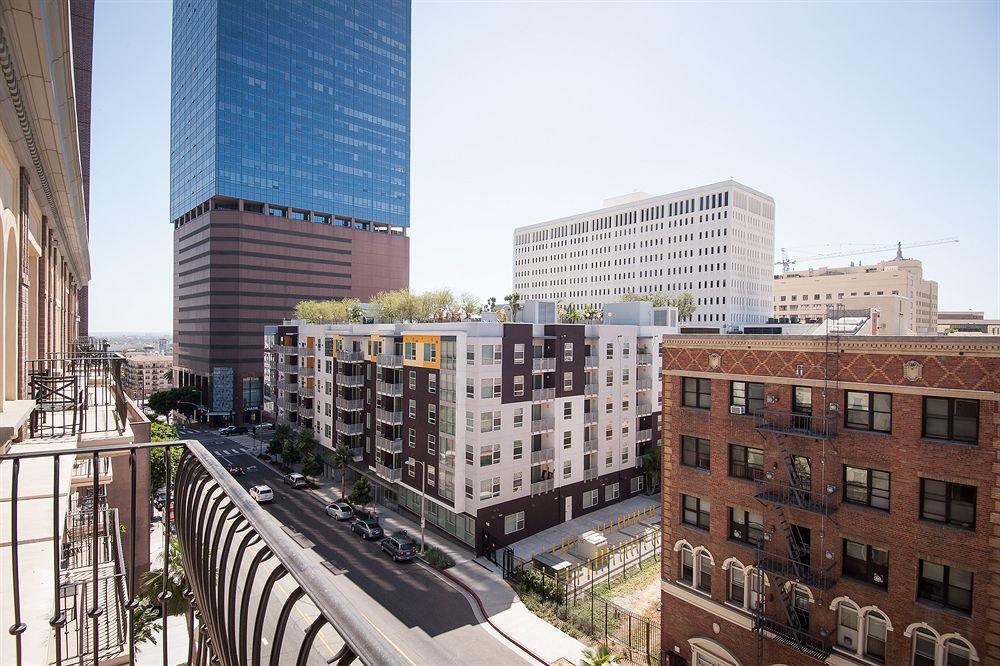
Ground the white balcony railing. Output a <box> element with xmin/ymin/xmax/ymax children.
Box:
<box><xmin>533</xmin><ymin>387</ymin><xmax>555</xmax><ymax>401</ymax></box>
<box><xmin>584</xmin><ymin>468</ymin><xmax>599</xmax><ymax>481</ymax></box>
<box><xmin>637</xmin><ymin>353</ymin><xmax>653</xmax><ymax>366</ymax></box>
<box><xmin>636</xmin><ymin>378</ymin><xmax>653</xmax><ymax>391</ymax></box>
<box><xmin>583</xmin><ymin>438</ymin><xmax>598</xmax><ymax>453</ymax></box>
<box><xmin>336</xmin><ymin>420</ymin><xmax>363</xmax><ymax>436</ymax></box>
<box><xmin>375</xmin><ymin>463</ymin><xmax>402</xmax><ymax>482</ymax></box>
<box><xmin>636</xmin><ymin>429</ymin><xmax>653</xmax><ymax>442</ymax></box>
<box><xmin>337</xmin><ymin>350</ymin><xmax>365</xmax><ymax>363</ymax></box>
<box><xmin>533</xmin><ymin>357</ymin><xmax>556</xmax><ymax>372</ymax></box>
<box><xmin>530</xmin><ymin>448</ymin><xmax>555</xmax><ymax>464</ymax></box>
<box><xmin>584</xmin><ymin>383</ymin><xmax>597</xmax><ymax>396</ymax></box>
<box><xmin>376</xmin><ymin>353</ymin><xmax>402</xmax><ymax>368</ymax></box>
<box><xmin>336</xmin><ymin>373</ymin><xmax>364</xmax><ymax>387</ymax></box>
<box><xmin>376</xmin><ymin>435</ymin><xmax>403</xmax><ymax>454</ymax></box>
<box><xmin>584</xmin><ymin>412</ymin><xmax>598</xmax><ymax>425</ymax></box>
<box><xmin>376</xmin><ymin>408</ymin><xmax>403</xmax><ymax>425</ymax></box>
<box><xmin>336</xmin><ymin>397</ymin><xmax>364</xmax><ymax>411</ymax></box>
<box><xmin>376</xmin><ymin>381</ymin><xmax>403</xmax><ymax>397</ymax></box>
<box><xmin>530</xmin><ymin>417</ymin><xmax>555</xmax><ymax>433</ymax></box>
<box><xmin>531</xmin><ymin>478</ymin><xmax>554</xmax><ymax>495</ymax></box>
<box><xmin>585</xmin><ymin>356</ymin><xmax>598</xmax><ymax>368</ymax></box>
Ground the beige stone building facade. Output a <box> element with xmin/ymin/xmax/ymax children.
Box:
<box><xmin>123</xmin><ymin>351</ymin><xmax>173</xmax><ymax>400</ymax></box>
<box><xmin>773</xmin><ymin>258</ymin><xmax>938</xmax><ymax>333</ymax></box>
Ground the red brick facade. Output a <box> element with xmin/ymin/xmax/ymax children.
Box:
<box><xmin>659</xmin><ymin>335</ymin><xmax>1000</xmax><ymax>666</ymax></box>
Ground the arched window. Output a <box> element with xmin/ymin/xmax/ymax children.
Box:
<box><xmin>834</xmin><ymin>599</ymin><xmax>860</xmax><ymax>651</ymax></box>
<box><xmin>943</xmin><ymin>637</ymin><xmax>974</xmax><ymax>666</ymax></box>
<box><xmin>698</xmin><ymin>551</ymin><xmax>714</xmax><ymax>594</ymax></box>
<box><xmin>679</xmin><ymin>544</ymin><xmax>694</xmax><ymax>585</ymax></box>
<box><xmin>911</xmin><ymin>628</ymin><xmax>937</xmax><ymax>666</ymax></box>
<box><xmin>790</xmin><ymin>584</ymin><xmax>811</xmax><ymax>629</ymax></box>
<box><xmin>727</xmin><ymin>561</ymin><xmax>746</xmax><ymax>606</ymax></box>
<box><xmin>865</xmin><ymin>611</ymin><xmax>889</xmax><ymax>661</ymax></box>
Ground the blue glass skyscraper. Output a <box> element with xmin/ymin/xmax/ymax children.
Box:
<box><xmin>171</xmin><ymin>0</ymin><xmax>410</xmax><ymax>225</ymax></box>
<box><xmin>170</xmin><ymin>0</ymin><xmax>411</xmax><ymax>425</ymax></box>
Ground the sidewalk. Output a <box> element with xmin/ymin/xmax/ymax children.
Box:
<box><xmin>228</xmin><ymin>437</ymin><xmax>590</xmax><ymax>665</ymax></box>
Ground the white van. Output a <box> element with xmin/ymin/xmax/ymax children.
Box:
<box><xmin>249</xmin><ymin>485</ymin><xmax>274</xmax><ymax>503</ymax></box>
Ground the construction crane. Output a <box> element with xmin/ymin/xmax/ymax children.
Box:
<box><xmin>777</xmin><ymin>237</ymin><xmax>959</xmax><ymax>273</ymax></box>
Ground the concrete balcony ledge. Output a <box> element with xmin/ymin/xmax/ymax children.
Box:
<box><xmin>0</xmin><ymin>400</ymin><xmax>36</xmax><ymax>451</ymax></box>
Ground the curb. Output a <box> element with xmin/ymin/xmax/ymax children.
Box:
<box><xmin>430</xmin><ymin>565</ymin><xmax>549</xmax><ymax>666</ymax></box>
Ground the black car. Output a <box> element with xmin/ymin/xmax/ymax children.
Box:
<box><xmin>351</xmin><ymin>518</ymin><xmax>384</xmax><ymax>540</ymax></box>
<box><xmin>380</xmin><ymin>535</ymin><xmax>418</xmax><ymax>562</ymax></box>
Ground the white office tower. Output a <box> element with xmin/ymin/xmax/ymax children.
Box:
<box><xmin>512</xmin><ymin>180</ymin><xmax>775</xmax><ymax>328</ymax></box>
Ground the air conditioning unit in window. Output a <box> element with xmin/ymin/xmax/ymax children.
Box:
<box><xmin>730</xmin><ymin>405</ymin><xmax>746</xmax><ymax>415</ymax></box>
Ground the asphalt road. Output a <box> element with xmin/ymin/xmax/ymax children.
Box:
<box><xmin>187</xmin><ymin>430</ymin><xmax>529</xmax><ymax>665</ymax></box>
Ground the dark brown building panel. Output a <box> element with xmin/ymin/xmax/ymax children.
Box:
<box><xmin>173</xmin><ymin>206</ymin><xmax>408</xmax><ymax>423</ymax></box>
<box><xmin>501</xmin><ymin>324</ymin><xmax>532</xmax><ymax>404</ymax></box>
<box><xmin>400</xmin><ymin>365</ymin><xmax>443</xmax><ymax>502</ymax></box>
<box><xmin>545</xmin><ymin>324</ymin><xmax>585</xmax><ymax>399</ymax></box>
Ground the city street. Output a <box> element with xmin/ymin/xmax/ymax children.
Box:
<box><xmin>181</xmin><ymin>428</ymin><xmax>530</xmax><ymax>665</ymax></box>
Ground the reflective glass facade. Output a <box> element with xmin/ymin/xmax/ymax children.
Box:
<box><xmin>170</xmin><ymin>0</ymin><xmax>410</xmax><ymax>227</ymax></box>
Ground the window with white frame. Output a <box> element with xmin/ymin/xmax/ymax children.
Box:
<box><xmin>427</xmin><ymin>434</ymin><xmax>436</xmax><ymax>454</ymax></box>
<box><xmin>564</xmin><ymin>343</ymin><xmax>574</xmax><ymax>362</ymax></box>
<box><xmin>408</xmin><ymin>428</ymin><xmax>415</xmax><ymax>447</ymax></box>
<box><xmin>606</xmin><ymin>397</ymin><xmax>613</xmax><ymax>413</ymax></box>
<box><xmin>514</xmin><ymin>343</ymin><xmax>525</xmax><ymax>364</ymax></box>
<box><xmin>406</xmin><ymin>459</ymin><xmax>416</xmax><ymax>477</ymax></box>
<box><xmin>480</xmin><ymin>477</ymin><xmax>501</xmax><ymax>500</ymax></box>
<box><xmin>466</xmin><ymin>378</ymin><xmax>475</xmax><ymax>398</ymax></box>
<box><xmin>480</xmin><ymin>411</ymin><xmax>501</xmax><ymax>432</ymax></box>
<box><xmin>623</xmin><ymin>342</ymin><xmax>630</xmax><ymax>358</ymax></box>
<box><xmin>466</xmin><ymin>345</ymin><xmax>475</xmax><ymax>364</ymax></box>
<box><xmin>563</xmin><ymin>401</ymin><xmax>572</xmax><ymax>419</ymax></box>
<box><xmin>563</xmin><ymin>431</ymin><xmax>572</xmax><ymax>449</ymax></box>
<box><xmin>480</xmin><ymin>444</ymin><xmax>500</xmax><ymax>466</ymax></box>
<box><xmin>605</xmin><ymin>482</ymin><xmax>620</xmax><ymax>501</ymax></box>
<box><xmin>408</xmin><ymin>370</ymin><xmax>416</xmax><ymax>389</ymax></box>
<box><xmin>504</xmin><ymin>511</ymin><xmax>525</xmax><ymax>535</ymax></box>
<box><xmin>622</xmin><ymin>369</ymin><xmax>630</xmax><ymax>385</ymax></box>
<box><xmin>630</xmin><ymin>476</ymin><xmax>644</xmax><ymax>493</ymax></box>
<box><xmin>427</xmin><ymin>404</ymin><xmax>436</xmax><ymax>425</ymax></box>
<box><xmin>563</xmin><ymin>372</ymin><xmax>573</xmax><ymax>391</ymax></box>
<box><xmin>605</xmin><ymin>450</ymin><xmax>613</xmax><ymax>467</ymax></box>
<box><xmin>621</xmin><ymin>446</ymin><xmax>629</xmax><ymax>462</ymax></box>
<box><xmin>513</xmin><ymin>440</ymin><xmax>523</xmax><ymax>460</ymax></box>
<box><xmin>512</xmin><ymin>472</ymin><xmax>523</xmax><ymax>493</ymax></box>
<box><xmin>428</xmin><ymin>374</ymin><xmax>437</xmax><ymax>393</ymax></box>
<box><xmin>408</xmin><ymin>399</ymin><xmax>416</xmax><ymax>418</ymax></box>
<box><xmin>465</xmin><ymin>410</ymin><xmax>474</xmax><ymax>432</ymax></box>
<box><xmin>427</xmin><ymin>466</ymin><xmax>436</xmax><ymax>486</ymax></box>
<box><xmin>481</xmin><ymin>344</ymin><xmax>502</xmax><ymax>364</ymax></box>
<box><xmin>583</xmin><ymin>488</ymin><xmax>598</xmax><ymax>508</ymax></box>
<box><xmin>404</xmin><ymin>342</ymin><xmax>416</xmax><ymax>360</ymax></box>
<box><xmin>465</xmin><ymin>443</ymin><xmax>473</xmax><ymax>465</ymax></box>
<box><xmin>605</xmin><ymin>424</ymin><xmax>613</xmax><ymax>440</ymax></box>
<box><xmin>563</xmin><ymin>460</ymin><xmax>572</xmax><ymax>479</ymax></box>
<box><xmin>514</xmin><ymin>407</ymin><xmax>524</xmax><ymax>428</ymax></box>
<box><xmin>465</xmin><ymin>478</ymin><xmax>473</xmax><ymax>499</ymax></box>
<box><xmin>481</xmin><ymin>377</ymin><xmax>502</xmax><ymax>399</ymax></box>
<box><xmin>513</xmin><ymin>375</ymin><xmax>525</xmax><ymax>397</ymax></box>
<box><xmin>606</xmin><ymin>369</ymin><xmax>613</xmax><ymax>386</ymax></box>
<box><xmin>606</xmin><ymin>343</ymin><xmax>614</xmax><ymax>359</ymax></box>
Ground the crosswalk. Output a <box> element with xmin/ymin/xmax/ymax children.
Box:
<box><xmin>177</xmin><ymin>427</ymin><xmax>198</xmax><ymax>436</ymax></box>
<box><xmin>213</xmin><ymin>448</ymin><xmax>246</xmax><ymax>456</ymax></box>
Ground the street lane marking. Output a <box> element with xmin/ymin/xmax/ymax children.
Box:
<box><xmin>358</xmin><ymin>610</ymin><xmax>418</xmax><ymax>666</ymax></box>
<box><xmin>274</xmin><ymin>578</ymin><xmax>337</xmax><ymax>659</ymax></box>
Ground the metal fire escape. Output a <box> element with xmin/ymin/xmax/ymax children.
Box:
<box><xmin>751</xmin><ymin>304</ymin><xmax>844</xmax><ymax>663</ymax></box>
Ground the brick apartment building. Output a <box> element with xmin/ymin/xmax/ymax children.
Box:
<box><xmin>265</xmin><ymin>301</ymin><xmax>677</xmax><ymax>552</ymax></box>
<box><xmin>659</xmin><ymin>334</ymin><xmax>999</xmax><ymax>666</ymax></box>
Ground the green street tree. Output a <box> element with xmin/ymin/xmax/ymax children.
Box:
<box><xmin>349</xmin><ymin>476</ymin><xmax>372</xmax><ymax>510</ymax></box>
<box><xmin>331</xmin><ymin>444</ymin><xmax>352</xmax><ymax>499</ymax></box>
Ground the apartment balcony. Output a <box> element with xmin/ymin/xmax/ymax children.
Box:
<box><xmin>298</xmin><ymin>383</ymin><xmax>315</xmax><ymax>398</ymax></box>
<box><xmin>336</xmin><ymin>373</ymin><xmax>365</xmax><ymax>387</ymax></box>
<box><xmin>532</xmin><ymin>387</ymin><xmax>555</xmax><ymax>401</ymax></box>
<box><xmin>755</xmin><ymin>410</ymin><xmax>838</xmax><ymax>440</ymax></box>
<box><xmin>336</xmin><ymin>397</ymin><xmax>364</xmax><ymax>412</ymax></box>
<box><xmin>755</xmin><ymin>478</ymin><xmax>840</xmax><ymax>516</ymax></box>
<box><xmin>636</xmin><ymin>429</ymin><xmax>653</xmax><ymax>443</ymax></box>
<box><xmin>376</xmin><ymin>435</ymin><xmax>403</xmax><ymax>454</ymax></box>
<box><xmin>584</xmin><ymin>356</ymin><xmax>598</xmax><ymax>368</ymax></box>
<box><xmin>337</xmin><ymin>350</ymin><xmax>365</xmax><ymax>363</ymax></box>
<box><xmin>298</xmin><ymin>401</ymin><xmax>315</xmax><ymax>417</ymax></box>
<box><xmin>376</xmin><ymin>380</ymin><xmax>403</xmax><ymax>397</ymax></box>
<box><xmin>376</xmin><ymin>408</ymin><xmax>403</xmax><ymax>426</ymax></box>
<box><xmin>753</xmin><ymin>617</ymin><xmax>832</xmax><ymax>662</ymax></box>
<box><xmin>530</xmin><ymin>447</ymin><xmax>555</xmax><ymax>464</ymax></box>
<box><xmin>530</xmin><ymin>417</ymin><xmax>555</xmax><ymax>434</ymax></box>
<box><xmin>70</xmin><ymin>454</ymin><xmax>113</xmax><ymax>487</ymax></box>
<box><xmin>583</xmin><ymin>438</ymin><xmax>598</xmax><ymax>453</ymax></box>
<box><xmin>298</xmin><ymin>363</ymin><xmax>315</xmax><ymax>378</ymax></box>
<box><xmin>583</xmin><ymin>412</ymin><xmax>598</xmax><ymax>426</ymax></box>
<box><xmin>755</xmin><ymin>551</ymin><xmax>837</xmax><ymax>591</ymax></box>
<box><xmin>277</xmin><ymin>345</ymin><xmax>299</xmax><ymax>356</ymax></box>
<box><xmin>375</xmin><ymin>463</ymin><xmax>402</xmax><ymax>483</ymax></box>
<box><xmin>276</xmin><ymin>395</ymin><xmax>298</xmax><ymax>412</ymax></box>
<box><xmin>637</xmin><ymin>403</ymin><xmax>653</xmax><ymax>417</ymax></box>
<box><xmin>533</xmin><ymin>357</ymin><xmax>556</xmax><ymax>372</ymax></box>
<box><xmin>336</xmin><ymin>419</ymin><xmax>364</xmax><ymax>436</ymax></box>
<box><xmin>584</xmin><ymin>468</ymin><xmax>599</xmax><ymax>481</ymax></box>
<box><xmin>0</xmin><ymin>439</ymin><xmax>406</xmax><ymax>666</ymax></box>
<box><xmin>376</xmin><ymin>353</ymin><xmax>403</xmax><ymax>368</ymax></box>
<box><xmin>636</xmin><ymin>378</ymin><xmax>653</xmax><ymax>391</ymax></box>
<box><xmin>584</xmin><ymin>383</ymin><xmax>597</xmax><ymax>396</ymax></box>
<box><xmin>530</xmin><ymin>478</ymin><xmax>554</xmax><ymax>495</ymax></box>
<box><xmin>636</xmin><ymin>353</ymin><xmax>653</xmax><ymax>366</ymax></box>
<box><xmin>349</xmin><ymin>446</ymin><xmax>365</xmax><ymax>462</ymax></box>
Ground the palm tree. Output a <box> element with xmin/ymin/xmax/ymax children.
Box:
<box><xmin>561</xmin><ymin>305</ymin><xmax>583</xmax><ymax>323</ymax></box>
<box><xmin>504</xmin><ymin>293</ymin><xmax>522</xmax><ymax>322</ymax></box>
<box><xmin>139</xmin><ymin>537</ymin><xmax>194</xmax><ymax>663</ymax></box>
<box><xmin>579</xmin><ymin>643</ymin><xmax>619</xmax><ymax>666</ymax></box>
<box><xmin>331</xmin><ymin>444</ymin><xmax>351</xmax><ymax>499</ymax></box>
<box><xmin>484</xmin><ymin>296</ymin><xmax>497</xmax><ymax>312</ymax></box>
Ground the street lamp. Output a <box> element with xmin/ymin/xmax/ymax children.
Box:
<box><xmin>407</xmin><ymin>457</ymin><xmax>428</xmax><ymax>553</ymax></box>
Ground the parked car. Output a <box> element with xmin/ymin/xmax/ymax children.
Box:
<box><xmin>258</xmin><ymin>422</ymin><xmax>275</xmax><ymax>430</ymax></box>
<box><xmin>218</xmin><ymin>426</ymin><xmax>236</xmax><ymax>435</ymax></box>
<box><xmin>227</xmin><ymin>464</ymin><xmax>246</xmax><ymax>477</ymax></box>
<box><xmin>230</xmin><ymin>426</ymin><xmax>248</xmax><ymax>435</ymax></box>
<box><xmin>380</xmin><ymin>535</ymin><xmax>418</xmax><ymax>562</ymax></box>
<box><xmin>351</xmin><ymin>517</ymin><xmax>383</xmax><ymax>540</ymax></box>
<box><xmin>325</xmin><ymin>502</ymin><xmax>354</xmax><ymax>520</ymax></box>
<box><xmin>249</xmin><ymin>485</ymin><xmax>274</xmax><ymax>503</ymax></box>
<box><xmin>282</xmin><ymin>473</ymin><xmax>308</xmax><ymax>488</ymax></box>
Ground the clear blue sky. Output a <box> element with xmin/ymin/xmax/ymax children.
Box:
<box><xmin>87</xmin><ymin>0</ymin><xmax>1000</xmax><ymax>333</ymax></box>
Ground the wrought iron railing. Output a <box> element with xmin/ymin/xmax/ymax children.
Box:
<box><xmin>27</xmin><ymin>352</ymin><xmax>128</xmax><ymax>439</ymax></box>
<box><xmin>753</xmin><ymin>616</ymin><xmax>831</xmax><ymax>661</ymax></box>
<box><xmin>0</xmin><ymin>441</ymin><xmax>408</xmax><ymax>666</ymax></box>
<box><xmin>754</xmin><ymin>479</ymin><xmax>839</xmax><ymax>516</ymax></box>
<box><xmin>754</xmin><ymin>551</ymin><xmax>837</xmax><ymax>591</ymax></box>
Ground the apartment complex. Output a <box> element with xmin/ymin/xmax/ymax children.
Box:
<box><xmin>938</xmin><ymin>311</ymin><xmax>1000</xmax><ymax>336</ymax></box>
<box><xmin>266</xmin><ymin>301</ymin><xmax>676</xmax><ymax>551</ymax></box>
<box><xmin>658</xmin><ymin>334</ymin><xmax>998</xmax><ymax>665</ymax></box>
<box><xmin>171</xmin><ymin>0</ymin><xmax>411</xmax><ymax>424</ymax></box>
<box><xmin>0</xmin><ymin>2</ymin><xmax>157</xmax><ymax>662</ymax></box>
<box><xmin>773</xmin><ymin>258</ymin><xmax>938</xmax><ymax>334</ymax></box>
<box><xmin>123</xmin><ymin>351</ymin><xmax>173</xmax><ymax>401</ymax></box>
<box><xmin>512</xmin><ymin>180</ymin><xmax>775</xmax><ymax>328</ymax></box>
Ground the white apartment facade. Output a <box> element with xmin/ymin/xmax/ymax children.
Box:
<box><xmin>265</xmin><ymin>301</ymin><xmax>676</xmax><ymax>552</ymax></box>
<box><xmin>123</xmin><ymin>352</ymin><xmax>173</xmax><ymax>400</ymax></box>
<box><xmin>512</xmin><ymin>180</ymin><xmax>775</xmax><ymax>328</ymax></box>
